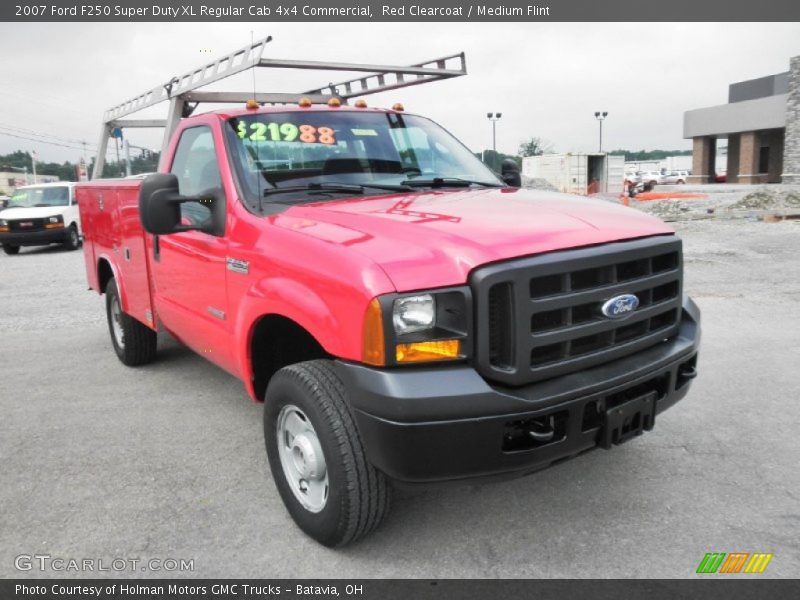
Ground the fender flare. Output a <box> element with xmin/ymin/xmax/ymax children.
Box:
<box><xmin>235</xmin><ymin>277</ymin><xmax>351</xmax><ymax>401</ymax></box>
<box><xmin>96</xmin><ymin>254</ymin><xmax>129</xmax><ymax>312</ymax></box>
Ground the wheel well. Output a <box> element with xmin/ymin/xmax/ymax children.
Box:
<box><xmin>97</xmin><ymin>259</ymin><xmax>114</xmax><ymax>294</ymax></box>
<box><xmin>251</xmin><ymin>315</ymin><xmax>329</xmax><ymax>401</ymax></box>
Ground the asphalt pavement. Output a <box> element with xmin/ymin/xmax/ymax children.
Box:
<box><xmin>1</xmin><ymin>219</ymin><xmax>798</xmax><ymax>578</ymax></box>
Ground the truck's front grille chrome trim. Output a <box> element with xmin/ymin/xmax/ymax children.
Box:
<box><xmin>472</xmin><ymin>236</ymin><xmax>683</xmax><ymax>386</ymax></box>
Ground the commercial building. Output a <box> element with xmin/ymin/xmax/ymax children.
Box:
<box><xmin>0</xmin><ymin>172</ymin><xmax>59</xmax><ymax>196</ymax></box>
<box><xmin>683</xmin><ymin>56</ymin><xmax>800</xmax><ymax>184</ymax></box>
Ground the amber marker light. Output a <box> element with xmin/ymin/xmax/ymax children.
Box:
<box><xmin>245</xmin><ymin>99</ymin><xmax>260</xmax><ymax>110</ymax></box>
<box><xmin>354</xmin><ymin>99</ymin><xmax>368</xmax><ymax>108</ymax></box>
<box><xmin>396</xmin><ymin>340</ymin><xmax>461</xmax><ymax>363</ymax></box>
<box><xmin>298</xmin><ymin>97</ymin><xmax>312</xmax><ymax>108</ymax></box>
<box><xmin>327</xmin><ymin>97</ymin><xmax>342</xmax><ymax>108</ymax></box>
<box><xmin>392</xmin><ymin>102</ymin><xmax>405</xmax><ymax>112</ymax></box>
<box><xmin>362</xmin><ymin>298</ymin><xmax>386</xmax><ymax>366</ymax></box>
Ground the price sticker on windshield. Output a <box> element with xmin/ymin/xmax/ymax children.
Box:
<box><xmin>237</xmin><ymin>122</ymin><xmax>336</xmax><ymax>145</ymax></box>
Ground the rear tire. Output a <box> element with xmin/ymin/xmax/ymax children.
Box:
<box><xmin>63</xmin><ymin>225</ymin><xmax>80</xmax><ymax>251</ymax></box>
<box><xmin>264</xmin><ymin>360</ymin><xmax>391</xmax><ymax>547</ymax></box>
<box><xmin>2</xmin><ymin>244</ymin><xmax>20</xmax><ymax>255</ymax></box>
<box><xmin>105</xmin><ymin>278</ymin><xmax>157</xmax><ymax>366</ymax></box>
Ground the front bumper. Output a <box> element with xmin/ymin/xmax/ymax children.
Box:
<box><xmin>0</xmin><ymin>228</ymin><xmax>69</xmax><ymax>246</ymax></box>
<box><xmin>337</xmin><ymin>295</ymin><xmax>701</xmax><ymax>484</ymax></box>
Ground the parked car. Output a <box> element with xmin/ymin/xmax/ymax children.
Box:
<box><xmin>78</xmin><ymin>101</ymin><xmax>702</xmax><ymax>546</ymax></box>
<box><xmin>715</xmin><ymin>171</ymin><xmax>727</xmax><ymax>183</ymax></box>
<box><xmin>637</xmin><ymin>171</ymin><xmax>660</xmax><ymax>190</ymax></box>
<box><xmin>0</xmin><ymin>182</ymin><xmax>81</xmax><ymax>255</ymax></box>
<box><xmin>624</xmin><ymin>172</ymin><xmax>640</xmax><ymax>185</ymax></box>
<box><xmin>660</xmin><ymin>170</ymin><xmax>689</xmax><ymax>185</ymax></box>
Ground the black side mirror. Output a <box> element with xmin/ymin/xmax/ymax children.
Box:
<box><xmin>501</xmin><ymin>159</ymin><xmax>522</xmax><ymax>188</ymax></box>
<box><xmin>139</xmin><ymin>173</ymin><xmax>183</xmax><ymax>235</ymax></box>
<box><xmin>139</xmin><ymin>173</ymin><xmax>223</xmax><ymax>236</ymax></box>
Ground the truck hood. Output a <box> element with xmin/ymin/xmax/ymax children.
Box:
<box><xmin>274</xmin><ymin>187</ymin><xmax>674</xmax><ymax>291</ymax></box>
<box><xmin>0</xmin><ymin>206</ymin><xmax>70</xmax><ymax>220</ymax></box>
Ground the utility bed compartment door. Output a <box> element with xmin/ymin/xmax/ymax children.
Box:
<box><xmin>117</xmin><ymin>188</ymin><xmax>155</xmax><ymax>329</ymax></box>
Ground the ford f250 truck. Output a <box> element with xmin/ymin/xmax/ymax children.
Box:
<box><xmin>77</xmin><ymin>44</ymin><xmax>700</xmax><ymax>547</ymax></box>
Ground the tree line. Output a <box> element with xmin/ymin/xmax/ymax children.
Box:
<box><xmin>0</xmin><ymin>150</ymin><xmax>160</xmax><ymax>182</ymax></box>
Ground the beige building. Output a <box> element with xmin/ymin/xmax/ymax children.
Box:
<box><xmin>683</xmin><ymin>56</ymin><xmax>800</xmax><ymax>185</ymax></box>
<box><xmin>0</xmin><ymin>171</ymin><xmax>59</xmax><ymax>196</ymax></box>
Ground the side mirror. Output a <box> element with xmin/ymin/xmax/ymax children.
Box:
<box><xmin>139</xmin><ymin>173</ymin><xmax>223</xmax><ymax>236</ymax></box>
<box><xmin>501</xmin><ymin>159</ymin><xmax>522</xmax><ymax>188</ymax></box>
<box><xmin>139</xmin><ymin>173</ymin><xmax>184</xmax><ymax>235</ymax></box>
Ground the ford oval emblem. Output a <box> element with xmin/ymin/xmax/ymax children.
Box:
<box><xmin>601</xmin><ymin>294</ymin><xmax>640</xmax><ymax>319</ymax></box>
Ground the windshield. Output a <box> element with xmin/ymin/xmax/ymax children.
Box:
<box><xmin>225</xmin><ymin>110</ymin><xmax>503</xmax><ymax>205</ymax></box>
<box><xmin>9</xmin><ymin>186</ymin><xmax>70</xmax><ymax>208</ymax></box>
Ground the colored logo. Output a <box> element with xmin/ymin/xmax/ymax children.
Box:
<box><xmin>696</xmin><ymin>552</ymin><xmax>773</xmax><ymax>574</ymax></box>
<box><xmin>601</xmin><ymin>294</ymin><xmax>639</xmax><ymax>319</ymax></box>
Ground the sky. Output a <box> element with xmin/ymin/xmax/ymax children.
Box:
<box><xmin>0</xmin><ymin>21</ymin><xmax>798</xmax><ymax>166</ymax></box>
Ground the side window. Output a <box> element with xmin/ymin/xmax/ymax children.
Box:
<box><xmin>170</xmin><ymin>127</ymin><xmax>222</xmax><ymax>227</ymax></box>
<box><xmin>170</xmin><ymin>127</ymin><xmax>222</xmax><ymax>195</ymax></box>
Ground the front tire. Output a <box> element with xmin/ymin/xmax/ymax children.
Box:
<box><xmin>2</xmin><ymin>244</ymin><xmax>20</xmax><ymax>255</ymax></box>
<box><xmin>105</xmin><ymin>278</ymin><xmax>157</xmax><ymax>366</ymax></box>
<box><xmin>63</xmin><ymin>225</ymin><xmax>80</xmax><ymax>250</ymax></box>
<box><xmin>264</xmin><ymin>360</ymin><xmax>391</xmax><ymax>547</ymax></box>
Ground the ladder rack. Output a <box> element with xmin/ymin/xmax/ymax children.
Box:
<box><xmin>92</xmin><ymin>36</ymin><xmax>467</xmax><ymax>179</ymax></box>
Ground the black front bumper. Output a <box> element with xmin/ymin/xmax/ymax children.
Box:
<box><xmin>337</xmin><ymin>295</ymin><xmax>701</xmax><ymax>484</ymax></box>
<box><xmin>0</xmin><ymin>228</ymin><xmax>69</xmax><ymax>246</ymax></box>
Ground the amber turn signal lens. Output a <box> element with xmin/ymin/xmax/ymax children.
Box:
<box><xmin>245</xmin><ymin>99</ymin><xmax>259</xmax><ymax>110</ymax></box>
<box><xmin>392</xmin><ymin>102</ymin><xmax>405</xmax><ymax>112</ymax></box>
<box><xmin>354</xmin><ymin>99</ymin><xmax>368</xmax><ymax>108</ymax></box>
<box><xmin>298</xmin><ymin>97</ymin><xmax>312</xmax><ymax>108</ymax></box>
<box><xmin>362</xmin><ymin>298</ymin><xmax>386</xmax><ymax>366</ymax></box>
<box><xmin>327</xmin><ymin>97</ymin><xmax>342</xmax><ymax>108</ymax></box>
<box><xmin>396</xmin><ymin>339</ymin><xmax>460</xmax><ymax>363</ymax></box>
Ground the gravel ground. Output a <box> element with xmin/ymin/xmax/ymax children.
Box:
<box><xmin>594</xmin><ymin>183</ymin><xmax>800</xmax><ymax>222</ymax></box>
<box><xmin>1</xmin><ymin>218</ymin><xmax>799</xmax><ymax>579</ymax></box>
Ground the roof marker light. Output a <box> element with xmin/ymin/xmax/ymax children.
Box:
<box><xmin>392</xmin><ymin>102</ymin><xmax>405</xmax><ymax>112</ymax></box>
<box><xmin>245</xmin><ymin>99</ymin><xmax>259</xmax><ymax>110</ymax></box>
<box><xmin>327</xmin><ymin>97</ymin><xmax>342</xmax><ymax>108</ymax></box>
<box><xmin>354</xmin><ymin>99</ymin><xmax>368</xmax><ymax>108</ymax></box>
<box><xmin>298</xmin><ymin>97</ymin><xmax>312</xmax><ymax>108</ymax></box>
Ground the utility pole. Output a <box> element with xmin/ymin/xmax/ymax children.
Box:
<box><xmin>124</xmin><ymin>139</ymin><xmax>132</xmax><ymax>177</ymax></box>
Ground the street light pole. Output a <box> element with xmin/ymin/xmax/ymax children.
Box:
<box><xmin>594</xmin><ymin>111</ymin><xmax>608</xmax><ymax>153</ymax></box>
<box><xmin>487</xmin><ymin>112</ymin><xmax>502</xmax><ymax>168</ymax></box>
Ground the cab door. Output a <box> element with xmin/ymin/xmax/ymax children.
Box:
<box><xmin>149</xmin><ymin>125</ymin><xmax>237</xmax><ymax>374</ymax></box>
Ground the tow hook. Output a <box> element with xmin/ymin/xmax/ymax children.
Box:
<box><xmin>679</xmin><ymin>365</ymin><xmax>698</xmax><ymax>380</ymax></box>
<box><xmin>527</xmin><ymin>415</ymin><xmax>556</xmax><ymax>443</ymax></box>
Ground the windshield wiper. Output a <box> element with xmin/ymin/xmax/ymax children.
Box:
<box><xmin>400</xmin><ymin>177</ymin><xmax>503</xmax><ymax>188</ymax></box>
<box><xmin>263</xmin><ymin>182</ymin><xmax>412</xmax><ymax>197</ymax></box>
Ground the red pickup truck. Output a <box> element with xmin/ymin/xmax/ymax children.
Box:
<box><xmin>77</xmin><ymin>101</ymin><xmax>700</xmax><ymax>546</ymax></box>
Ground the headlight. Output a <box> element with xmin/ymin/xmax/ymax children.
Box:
<box><xmin>393</xmin><ymin>294</ymin><xmax>435</xmax><ymax>335</ymax></box>
<box><xmin>362</xmin><ymin>288</ymin><xmax>471</xmax><ymax>367</ymax></box>
<box><xmin>47</xmin><ymin>215</ymin><xmax>63</xmax><ymax>224</ymax></box>
<box><xmin>0</xmin><ymin>219</ymin><xmax>7</xmax><ymax>227</ymax></box>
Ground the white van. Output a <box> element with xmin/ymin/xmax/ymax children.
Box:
<box><xmin>0</xmin><ymin>182</ymin><xmax>81</xmax><ymax>255</ymax></box>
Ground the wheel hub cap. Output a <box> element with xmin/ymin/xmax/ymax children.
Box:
<box><xmin>276</xmin><ymin>405</ymin><xmax>329</xmax><ymax>513</ymax></box>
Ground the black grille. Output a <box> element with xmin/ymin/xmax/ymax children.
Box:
<box><xmin>473</xmin><ymin>236</ymin><xmax>683</xmax><ymax>386</ymax></box>
<box><xmin>9</xmin><ymin>218</ymin><xmax>46</xmax><ymax>232</ymax></box>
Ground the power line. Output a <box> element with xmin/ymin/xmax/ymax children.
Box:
<box><xmin>0</xmin><ymin>122</ymin><xmax>89</xmax><ymax>146</ymax></box>
<box><xmin>0</xmin><ymin>129</ymin><xmax>90</xmax><ymax>152</ymax></box>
